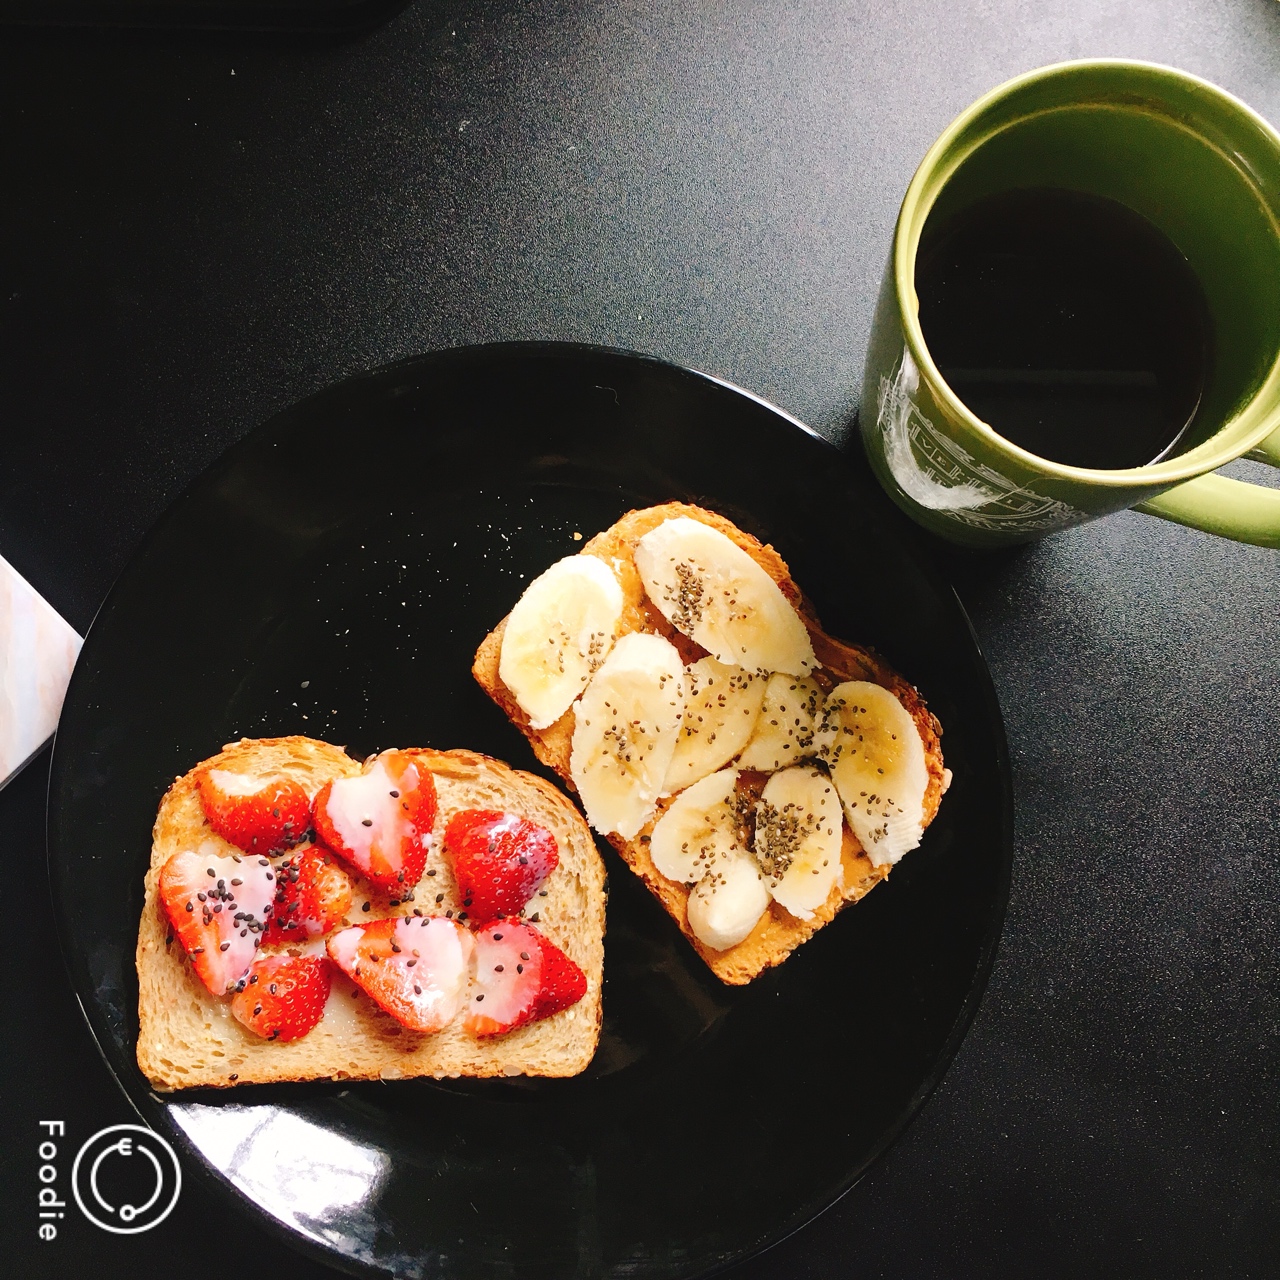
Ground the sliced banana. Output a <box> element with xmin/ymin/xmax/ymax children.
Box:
<box><xmin>754</xmin><ymin>765</ymin><xmax>844</xmax><ymax>919</ymax></box>
<box><xmin>817</xmin><ymin>680</ymin><xmax>928</xmax><ymax>867</ymax></box>
<box><xmin>570</xmin><ymin>631</ymin><xmax>685</xmax><ymax>839</ymax></box>
<box><xmin>633</xmin><ymin>517</ymin><xmax>815</xmax><ymax>676</ymax></box>
<box><xmin>662</xmin><ymin>658</ymin><xmax>766</xmax><ymax>793</ymax></box>
<box><xmin>499</xmin><ymin>554</ymin><xmax>625</xmax><ymax>729</ymax></box>
<box><xmin>737</xmin><ymin>673</ymin><xmax>824</xmax><ymax>772</ymax></box>
<box><xmin>686</xmin><ymin>846</ymin><xmax>770</xmax><ymax>951</ymax></box>
<box><xmin>649</xmin><ymin>767</ymin><xmax>744</xmax><ymax>884</ymax></box>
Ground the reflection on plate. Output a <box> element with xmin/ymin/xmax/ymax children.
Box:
<box><xmin>48</xmin><ymin>343</ymin><xmax>1011</xmax><ymax>1279</ymax></box>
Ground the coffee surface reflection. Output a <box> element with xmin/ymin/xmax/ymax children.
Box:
<box><xmin>916</xmin><ymin>187</ymin><xmax>1213</xmax><ymax>470</ymax></box>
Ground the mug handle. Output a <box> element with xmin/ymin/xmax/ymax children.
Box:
<box><xmin>1134</xmin><ymin>425</ymin><xmax>1280</xmax><ymax>548</ymax></box>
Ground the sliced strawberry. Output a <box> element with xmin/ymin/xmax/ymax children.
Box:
<box><xmin>264</xmin><ymin>844</ymin><xmax>355</xmax><ymax>945</ymax></box>
<box><xmin>463</xmin><ymin>918</ymin><xmax>587</xmax><ymax>1037</ymax></box>
<box><xmin>444</xmin><ymin>809</ymin><xmax>559</xmax><ymax>920</ymax></box>
<box><xmin>197</xmin><ymin>767</ymin><xmax>311</xmax><ymax>856</ymax></box>
<box><xmin>464</xmin><ymin>920</ymin><xmax>542</xmax><ymax>1036</ymax></box>
<box><xmin>229</xmin><ymin>953</ymin><xmax>331</xmax><ymax>1042</ymax></box>
<box><xmin>531</xmin><ymin>933</ymin><xmax>588</xmax><ymax>1021</ymax></box>
<box><xmin>313</xmin><ymin>751</ymin><xmax>437</xmax><ymax>894</ymax></box>
<box><xmin>158</xmin><ymin>849</ymin><xmax>277</xmax><ymax>995</ymax></box>
<box><xmin>327</xmin><ymin>915</ymin><xmax>473</xmax><ymax>1033</ymax></box>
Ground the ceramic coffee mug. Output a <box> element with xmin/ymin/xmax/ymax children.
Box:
<box><xmin>861</xmin><ymin>60</ymin><xmax>1280</xmax><ymax>548</ymax></box>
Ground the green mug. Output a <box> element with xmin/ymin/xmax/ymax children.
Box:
<box><xmin>861</xmin><ymin>59</ymin><xmax>1280</xmax><ymax>549</ymax></box>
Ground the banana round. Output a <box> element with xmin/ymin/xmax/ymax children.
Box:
<box><xmin>662</xmin><ymin>658</ymin><xmax>765</xmax><ymax>794</ymax></box>
<box><xmin>633</xmin><ymin>517</ymin><xmax>816</xmax><ymax>676</ymax></box>
<box><xmin>649</xmin><ymin>767</ymin><xmax>742</xmax><ymax>883</ymax></box>
<box><xmin>569</xmin><ymin>631</ymin><xmax>686</xmax><ymax>839</ymax></box>
<box><xmin>686</xmin><ymin>847</ymin><xmax>770</xmax><ymax>951</ymax></box>
<box><xmin>817</xmin><ymin>680</ymin><xmax>928</xmax><ymax>866</ymax></box>
<box><xmin>499</xmin><ymin>554</ymin><xmax>624</xmax><ymax>729</ymax></box>
<box><xmin>755</xmin><ymin>765</ymin><xmax>844</xmax><ymax>919</ymax></box>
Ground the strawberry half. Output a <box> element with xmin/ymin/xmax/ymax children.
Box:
<box><xmin>444</xmin><ymin>809</ymin><xmax>559</xmax><ymax>920</ymax></box>
<box><xmin>264</xmin><ymin>844</ymin><xmax>355</xmax><ymax>945</ymax></box>
<box><xmin>230</xmin><ymin>953</ymin><xmax>331</xmax><ymax>1042</ymax></box>
<box><xmin>158</xmin><ymin>848</ymin><xmax>277</xmax><ymax>995</ymax></box>
<box><xmin>530</xmin><ymin>933</ymin><xmax>590</xmax><ymax>1022</ymax></box>
<box><xmin>463</xmin><ymin>918</ymin><xmax>587</xmax><ymax>1037</ymax></box>
<box><xmin>197</xmin><ymin>767</ymin><xmax>311</xmax><ymax>856</ymax></box>
<box><xmin>313</xmin><ymin>751</ymin><xmax>437</xmax><ymax>894</ymax></box>
<box><xmin>327</xmin><ymin>915</ymin><xmax>474</xmax><ymax>1033</ymax></box>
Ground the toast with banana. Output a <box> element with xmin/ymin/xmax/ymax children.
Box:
<box><xmin>136</xmin><ymin>736</ymin><xmax>605</xmax><ymax>1089</ymax></box>
<box><xmin>473</xmin><ymin>502</ymin><xmax>949</xmax><ymax>985</ymax></box>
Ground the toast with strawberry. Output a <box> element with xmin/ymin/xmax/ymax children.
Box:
<box><xmin>135</xmin><ymin>736</ymin><xmax>606</xmax><ymax>1089</ymax></box>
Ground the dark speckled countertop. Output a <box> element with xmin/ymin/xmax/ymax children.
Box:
<box><xmin>2</xmin><ymin>1</ymin><xmax>1278</xmax><ymax>1275</ymax></box>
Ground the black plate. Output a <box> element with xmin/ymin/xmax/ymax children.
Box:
<box><xmin>47</xmin><ymin>343</ymin><xmax>1011</xmax><ymax>1279</ymax></box>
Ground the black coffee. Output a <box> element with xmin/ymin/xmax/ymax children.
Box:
<box><xmin>915</xmin><ymin>187</ymin><xmax>1213</xmax><ymax>470</ymax></box>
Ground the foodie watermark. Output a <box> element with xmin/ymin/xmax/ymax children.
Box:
<box><xmin>38</xmin><ymin>1121</ymin><xmax>182</xmax><ymax>1238</ymax></box>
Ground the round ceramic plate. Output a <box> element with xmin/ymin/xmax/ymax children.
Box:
<box><xmin>48</xmin><ymin>343</ymin><xmax>1011</xmax><ymax>1279</ymax></box>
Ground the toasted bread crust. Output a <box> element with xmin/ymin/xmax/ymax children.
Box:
<box><xmin>473</xmin><ymin>502</ymin><xmax>946</xmax><ymax>985</ymax></box>
<box><xmin>136</xmin><ymin>737</ymin><xmax>606</xmax><ymax>1089</ymax></box>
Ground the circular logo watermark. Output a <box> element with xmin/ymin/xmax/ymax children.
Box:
<box><xmin>71</xmin><ymin>1125</ymin><xmax>182</xmax><ymax>1234</ymax></box>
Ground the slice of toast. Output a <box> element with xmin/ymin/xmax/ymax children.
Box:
<box><xmin>473</xmin><ymin>502</ymin><xmax>947</xmax><ymax>986</ymax></box>
<box><xmin>136</xmin><ymin>736</ymin><xmax>606</xmax><ymax>1090</ymax></box>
